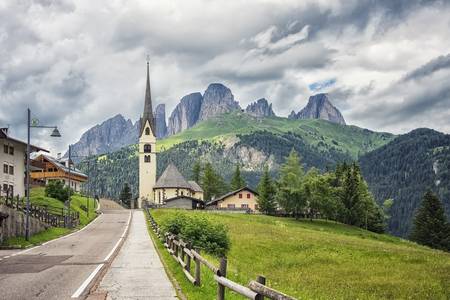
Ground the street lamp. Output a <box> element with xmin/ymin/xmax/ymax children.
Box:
<box><xmin>26</xmin><ymin>108</ymin><xmax>61</xmax><ymax>241</ymax></box>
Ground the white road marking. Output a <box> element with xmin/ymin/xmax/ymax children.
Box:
<box><xmin>71</xmin><ymin>263</ymin><xmax>104</xmax><ymax>298</ymax></box>
<box><xmin>71</xmin><ymin>211</ymin><xmax>132</xmax><ymax>298</ymax></box>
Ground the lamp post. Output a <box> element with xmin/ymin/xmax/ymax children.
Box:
<box><xmin>26</xmin><ymin>108</ymin><xmax>61</xmax><ymax>241</ymax></box>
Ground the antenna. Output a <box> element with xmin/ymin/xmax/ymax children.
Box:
<box><xmin>146</xmin><ymin>53</ymin><xmax>150</xmax><ymax>64</ymax></box>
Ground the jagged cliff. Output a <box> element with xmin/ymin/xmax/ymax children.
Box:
<box><xmin>198</xmin><ymin>83</ymin><xmax>241</xmax><ymax>121</ymax></box>
<box><xmin>167</xmin><ymin>92</ymin><xmax>203</xmax><ymax>135</ymax></box>
<box><xmin>155</xmin><ymin>103</ymin><xmax>168</xmax><ymax>138</ymax></box>
<box><xmin>245</xmin><ymin>98</ymin><xmax>275</xmax><ymax>117</ymax></box>
<box><xmin>289</xmin><ymin>93</ymin><xmax>346</xmax><ymax>125</ymax></box>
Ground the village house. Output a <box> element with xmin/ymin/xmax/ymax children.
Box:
<box><xmin>0</xmin><ymin>128</ymin><xmax>48</xmax><ymax>197</ymax></box>
<box><xmin>31</xmin><ymin>154</ymin><xmax>88</xmax><ymax>192</ymax></box>
<box><xmin>206</xmin><ymin>187</ymin><xmax>259</xmax><ymax>212</ymax></box>
<box><xmin>153</xmin><ymin>163</ymin><xmax>204</xmax><ymax>209</ymax></box>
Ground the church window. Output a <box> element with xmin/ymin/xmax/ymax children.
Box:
<box><xmin>145</xmin><ymin>127</ymin><xmax>150</xmax><ymax>135</ymax></box>
<box><xmin>144</xmin><ymin>144</ymin><xmax>151</xmax><ymax>153</ymax></box>
<box><xmin>144</xmin><ymin>155</ymin><xmax>151</xmax><ymax>163</ymax></box>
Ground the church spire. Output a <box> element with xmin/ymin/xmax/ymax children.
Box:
<box><xmin>140</xmin><ymin>58</ymin><xmax>155</xmax><ymax>136</ymax></box>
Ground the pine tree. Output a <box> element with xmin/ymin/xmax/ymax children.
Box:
<box><xmin>230</xmin><ymin>164</ymin><xmax>246</xmax><ymax>191</ymax></box>
<box><xmin>410</xmin><ymin>191</ymin><xmax>450</xmax><ymax>251</ymax></box>
<box><xmin>192</xmin><ymin>161</ymin><xmax>201</xmax><ymax>183</ymax></box>
<box><xmin>275</xmin><ymin>149</ymin><xmax>306</xmax><ymax>218</ymax></box>
<box><xmin>257</xmin><ymin>165</ymin><xmax>276</xmax><ymax>214</ymax></box>
<box><xmin>119</xmin><ymin>183</ymin><xmax>132</xmax><ymax>207</ymax></box>
<box><xmin>201</xmin><ymin>163</ymin><xmax>228</xmax><ymax>201</ymax></box>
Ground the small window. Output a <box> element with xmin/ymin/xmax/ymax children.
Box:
<box><xmin>3</xmin><ymin>145</ymin><xmax>8</xmax><ymax>154</ymax></box>
<box><xmin>144</xmin><ymin>144</ymin><xmax>151</xmax><ymax>153</ymax></box>
<box><xmin>3</xmin><ymin>164</ymin><xmax>8</xmax><ymax>174</ymax></box>
<box><xmin>227</xmin><ymin>204</ymin><xmax>235</xmax><ymax>209</ymax></box>
<box><xmin>144</xmin><ymin>155</ymin><xmax>151</xmax><ymax>163</ymax></box>
<box><xmin>145</xmin><ymin>127</ymin><xmax>150</xmax><ymax>135</ymax></box>
<box><xmin>241</xmin><ymin>204</ymin><xmax>249</xmax><ymax>209</ymax></box>
<box><xmin>9</xmin><ymin>146</ymin><xmax>14</xmax><ymax>155</ymax></box>
<box><xmin>9</xmin><ymin>165</ymin><xmax>14</xmax><ymax>175</ymax></box>
<box><xmin>2</xmin><ymin>184</ymin><xmax>8</xmax><ymax>194</ymax></box>
<box><xmin>238</xmin><ymin>193</ymin><xmax>242</xmax><ymax>199</ymax></box>
<box><xmin>247</xmin><ymin>193</ymin><xmax>251</xmax><ymax>199</ymax></box>
<box><xmin>181</xmin><ymin>190</ymin><xmax>184</xmax><ymax>196</ymax></box>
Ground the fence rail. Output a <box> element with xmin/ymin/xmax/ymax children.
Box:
<box><xmin>146</xmin><ymin>209</ymin><xmax>296</xmax><ymax>300</ymax></box>
<box><xmin>0</xmin><ymin>195</ymin><xmax>79</xmax><ymax>228</ymax></box>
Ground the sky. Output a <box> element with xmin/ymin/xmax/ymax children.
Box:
<box><xmin>1</xmin><ymin>0</ymin><xmax>450</xmax><ymax>154</ymax></box>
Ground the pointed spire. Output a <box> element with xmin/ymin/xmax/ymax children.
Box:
<box><xmin>140</xmin><ymin>58</ymin><xmax>156</xmax><ymax>136</ymax></box>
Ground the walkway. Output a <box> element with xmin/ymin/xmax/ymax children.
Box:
<box><xmin>96</xmin><ymin>210</ymin><xmax>177</xmax><ymax>300</ymax></box>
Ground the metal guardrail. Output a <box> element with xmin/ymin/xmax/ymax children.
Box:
<box><xmin>146</xmin><ymin>209</ymin><xmax>296</xmax><ymax>300</ymax></box>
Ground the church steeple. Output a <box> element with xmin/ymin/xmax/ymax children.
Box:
<box><xmin>140</xmin><ymin>59</ymin><xmax>155</xmax><ymax>136</ymax></box>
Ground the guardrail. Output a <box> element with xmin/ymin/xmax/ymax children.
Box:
<box><xmin>0</xmin><ymin>195</ymin><xmax>79</xmax><ymax>228</ymax></box>
<box><xmin>146</xmin><ymin>209</ymin><xmax>296</xmax><ymax>300</ymax></box>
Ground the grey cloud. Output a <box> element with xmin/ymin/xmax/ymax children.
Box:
<box><xmin>403</xmin><ymin>53</ymin><xmax>450</xmax><ymax>81</ymax></box>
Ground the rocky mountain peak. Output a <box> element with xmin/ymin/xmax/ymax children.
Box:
<box><xmin>290</xmin><ymin>93</ymin><xmax>346</xmax><ymax>125</ymax></box>
<box><xmin>154</xmin><ymin>104</ymin><xmax>168</xmax><ymax>138</ymax></box>
<box><xmin>198</xmin><ymin>83</ymin><xmax>241</xmax><ymax>121</ymax></box>
<box><xmin>245</xmin><ymin>98</ymin><xmax>276</xmax><ymax>118</ymax></box>
<box><xmin>167</xmin><ymin>92</ymin><xmax>203</xmax><ymax>135</ymax></box>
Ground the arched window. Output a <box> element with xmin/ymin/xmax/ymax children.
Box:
<box><xmin>144</xmin><ymin>144</ymin><xmax>151</xmax><ymax>153</ymax></box>
<box><xmin>144</xmin><ymin>155</ymin><xmax>151</xmax><ymax>163</ymax></box>
<box><xmin>145</xmin><ymin>127</ymin><xmax>150</xmax><ymax>135</ymax></box>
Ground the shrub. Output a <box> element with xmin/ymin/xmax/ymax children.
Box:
<box><xmin>45</xmin><ymin>180</ymin><xmax>71</xmax><ymax>202</ymax></box>
<box><xmin>161</xmin><ymin>212</ymin><xmax>230</xmax><ymax>256</ymax></box>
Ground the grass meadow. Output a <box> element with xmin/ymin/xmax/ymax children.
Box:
<box><xmin>149</xmin><ymin>209</ymin><xmax>450</xmax><ymax>300</ymax></box>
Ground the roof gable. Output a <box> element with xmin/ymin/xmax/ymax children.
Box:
<box><xmin>154</xmin><ymin>163</ymin><xmax>191</xmax><ymax>189</ymax></box>
<box><xmin>206</xmin><ymin>186</ymin><xmax>258</xmax><ymax>205</ymax></box>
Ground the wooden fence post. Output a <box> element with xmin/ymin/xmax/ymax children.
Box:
<box><xmin>185</xmin><ymin>242</ymin><xmax>192</xmax><ymax>273</ymax></box>
<box><xmin>217</xmin><ymin>257</ymin><xmax>227</xmax><ymax>300</ymax></box>
<box><xmin>194</xmin><ymin>247</ymin><xmax>201</xmax><ymax>286</ymax></box>
<box><xmin>256</xmin><ymin>275</ymin><xmax>266</xmax><ymax>300</ymax></box>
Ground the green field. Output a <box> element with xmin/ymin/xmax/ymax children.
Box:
<box><xmin>150</xmin><ymin>209</ymin><xmax>450</xmax><ymax>300</ymax></box>
<box><xmin>157</xmin><ymin>111</ymin><xmax>394</xmax><ymax>159</ymax></box>
<box><xmin>1</xmin><ymin>187</ymin><xmax>97</xmax><ymax>248</ymax></box>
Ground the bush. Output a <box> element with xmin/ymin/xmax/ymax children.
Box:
<box><xmin>45</xmin><ymin>180</ymin><xmax>71</xmax><ymax>202</ymax></box>
<box><xmin>161</xmin><ymin>212</ymin><xmax>230</xmax><ymax>257</ymax></box>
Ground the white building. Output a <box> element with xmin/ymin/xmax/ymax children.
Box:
<box><xmin>0</xmin><ymin>128</ymin><xmax>48</xmax><ymax>197</ymax></box>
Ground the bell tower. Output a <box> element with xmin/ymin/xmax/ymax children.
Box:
<box><xmin>138</xmin><ymin>59</ymin><xmax>157</xmax><ymax>208</ymax></box>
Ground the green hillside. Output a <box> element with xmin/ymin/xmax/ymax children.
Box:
<box><xmin>158</xmin><ymin>111</ymin><xmax>394</xmax><ymax>159</ymax></box>
<box><xmin>150</xmin><ymin>209</ymin><xmax>450</xmax><ymax>300</ymax></box>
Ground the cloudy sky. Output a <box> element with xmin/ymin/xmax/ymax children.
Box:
<box><xmin>1</xmin><ymin>0</ymin><xmax>450</xmax><ymax>153</ymax></box>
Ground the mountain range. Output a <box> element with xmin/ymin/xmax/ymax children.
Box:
<box><xmin>67</xmin><ymin>83</ymin><xmax>343</xmax><ymax>158</ymax></box>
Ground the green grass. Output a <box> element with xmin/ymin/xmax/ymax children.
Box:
<box><xmin>157</xmin><ymin>111</ymin><xmax>394</xmax><ymax>159</ymax></box>
<box><xmin>1</xmin><ymin>187</ymin><xmax>98</xmax><ymax>248</ymax></box>
<box><xmin>150</xmin><ymin>209</ymin><xmax>450</xmax><ymax>300</ymax></box>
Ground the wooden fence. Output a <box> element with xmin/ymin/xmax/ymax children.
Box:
<box><xmin>146</xmin><ymin>209</ymin><xmax>296</xmax><ymax>300</ymax></box>
<box><xmin>0</xmin><ymin>195</ymin><xmax>79</xmax><ymax>228</ymax></box>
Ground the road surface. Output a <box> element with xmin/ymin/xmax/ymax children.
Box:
<box><xmin>0</xmin><ymin>199</ymin><xmax>130</xmax><ymax>300</ymax></box>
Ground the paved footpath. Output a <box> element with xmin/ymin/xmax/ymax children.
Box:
<box><xmin>0</xmin><ymin>199</ymin><xmax>130</xmax><ymax>300</ymax></box>
<box><xmin>95</xmin><ymin>210</ymin><xmax>177</xmax><ymax>300</ymax></box>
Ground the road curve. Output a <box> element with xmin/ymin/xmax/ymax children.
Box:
<box><xmin>0</xmin><ymin>199</ymin><xmax>130</xmax><ymax>300</ymax></box>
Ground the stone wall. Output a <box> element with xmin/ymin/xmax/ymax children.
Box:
<box><xmin>0</xmin><ymin>205</ymin><xmax>49</xmax><ymax>244</ymax></box>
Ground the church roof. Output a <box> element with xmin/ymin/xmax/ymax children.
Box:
<box><xmin>188</xmin><ymin>181</ymin><xmax>203</xmax><ymax>192</ymax></box>
<box><xmin>154</xmin><ymin>163</ymin><xmax>192</xmax><ymax>189</ymax></box>
<box><xmin>140</xmin><ymin>61</ymin><xmax>156</xmax><ymax>136</ymax></box>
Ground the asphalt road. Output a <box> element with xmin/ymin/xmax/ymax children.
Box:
<box><xmin>0</xmin><ymin>199</ymin><xmax>130</xmax><ymax>300</ymax></box>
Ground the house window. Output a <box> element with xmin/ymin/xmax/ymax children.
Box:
<box><xmin>247</xmin><ymin>193</ymin><xmax>251</xmax><ymax>199</ymax></box>
<box><xmin>227</xmin><ymin>204</ymin><xmax>235</xmax><ymax>209</ymax></box>
<box><xmin>144</xmin><ymin>155</ymin><xmax>151</xmax><ymax>163</ymax></box>
<box><xmin>9</xmin><ymin>146</ymin><xmax>14</xmax><ymax>155</ymax></box>
<box><xmin>3</xmin><ymin>164</ymin><xmax>9</xmax><ymax>174</ymax></box>
<box><xmin>238</xmin><ymin>193</ymin><xmax>242</xmax><ymax>199</ymax></box>
<box><xmin>241</xmin><ymin>204</ymin><xmax>249</xmax><ymax>209</ymax></box>
<box><xmin>2</xmin><ymin>184</ymin><xmax>8</xmax><ymax>195</ymax></box>
<box><xmin>3</xmin><ymin>145</ymin><xmax>8</xmax><ymax>154</ymax></box>
<box><xmin>9</xmin><ymin>165</ymin><xmax>14</xmax><ymax>175</ymax></box>
<box><xmin>181</xmin><ymin>190</ymin><xmax>184</xmax><ymax>196</ymax></box>
<box><xmin>145</xmin><ymin>127</ymin><xmax>150</xmax><ymax>135</ymax></box>
<box><xmin>144</xmin><ymin>144</ymin><xmax>151</xmax><ymax>153</ymax></box>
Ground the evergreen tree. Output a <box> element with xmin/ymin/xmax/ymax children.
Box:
<box><xmin>275</xmin><ymin>149</ymin><xmax>306</xmax><ymax>218</ymax></box>
<box><xmin>257</xmin><ymin>165</ymin><xmax>276</xmax><ymax>214</ymax></box>
<box><xmin>191</xmin><ymin>161</ymin><xmax>202</xmax><ymax>183</ymax></box>
<box><xmin>119</xmin><ymin>183</ymin><xmax>132</xmax><ymax>207</ymax></box>
<box><xmin>230</xmin><ymin>164</ymin><xmax>246</xmax><ymax>191</ymax></box>
<box><xmin>202</xmin><ymin>163</ymin><xmax>228</xmax><ymax>201</ymax></box>
<box><xmin>410</xmin><ymin>191</ymin><xmax>450</xmax><ymax>251</ymax></box>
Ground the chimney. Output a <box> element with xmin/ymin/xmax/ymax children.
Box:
<box><xmin>57</xmin><ymin>153</ymin><xmax>62</xmax><ymax>160</ymax></box>
<box><xmin>0</xmin><ymin>128</ymin><xmax>8</xmax><ymax>136</ymax></box>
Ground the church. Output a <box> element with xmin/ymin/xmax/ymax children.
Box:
<box><xmin>138</xmin><ymin>61</ymin><xmax>203</xmax><ymax>208</ymax></box>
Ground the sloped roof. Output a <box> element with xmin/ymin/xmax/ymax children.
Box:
<box><xmin>188</xmin><ymin>181</ymin><xmax>203</xmax><ymax>192</ymax></box>
<box><xmin>206</xmin><ymin>186</ymin><xmax>258</xmax><ymax>206</ymax></box>
<box><xmin>39</xmin><ymin>154</ymin><xmax>88</xmax><ymax>179</ymax></box>
<box><xmin>154</xmin><ymin>163</ymin><xmax>191</xmax><ymax>189</ymax></box>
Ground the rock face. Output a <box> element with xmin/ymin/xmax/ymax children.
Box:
<box><xmin>167</xmin><ymin>92</ymin><xmax>203</xmax><ymax>135</ymax></box>
<box><xmin>154</xmin><ymin>104</ymin><xmax>168</xmax><ymax>138</ymax></box>
<box><xmin>245</xmin><ymin>98</ymin><xmax>276</xmax><ymax>117</ymax></box>
<box><xmin>289</xmin><ymin>93</ymin><xmax>346</xmax><ymax>125</ymax></box>
<box><xmin>66</xmin><ymin>114</ymin><xmax>139</xmax><ymax>160</ymax></box>
<box><xmin>198</xmin><ymin>83</ymin><xmax>241</xmax><ymax>121</ymax></box>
